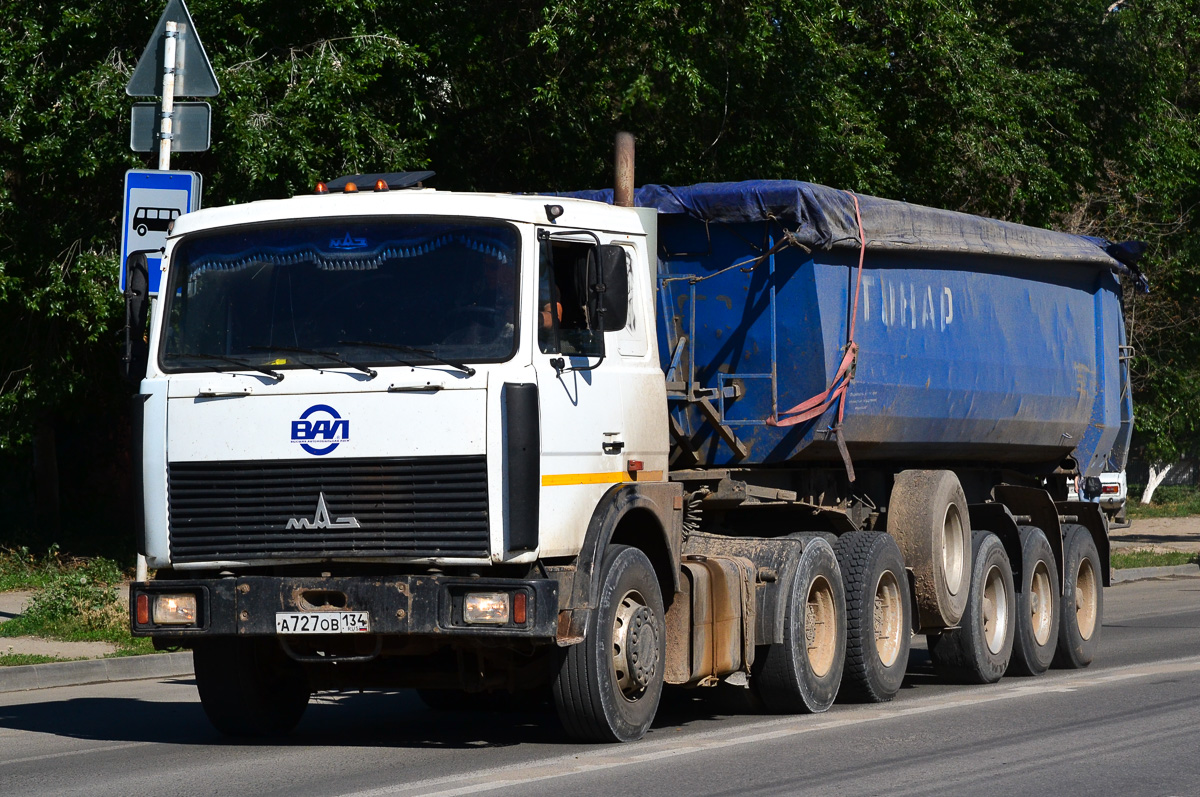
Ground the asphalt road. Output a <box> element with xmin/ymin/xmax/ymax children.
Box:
<box><xmin>1</xmin><ymin>578</ymin><xmax>1197</xmax><ymax>797</ymax></box>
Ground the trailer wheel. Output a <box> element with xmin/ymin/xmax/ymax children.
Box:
<box><xmin>193</xmin><ymin>638</ymin><xmax>310</xmax><ymax>737</ymax></box>
<box><xmin>1052</xmin><ymin>524</ymin><xmax>1103</xmax><ymax>669</ymax></box>
<box><xmin>754</xmin><ymin>536</ymin><xmax>846</xmax><ymax>713</ymax></box>
<box><xmin>553</xmin><ymin>545</ymin><xmax>665</xmax><ymax>742</ymax></box>
<box><xmin>928</xmin><ymin>531</ymin><xmax>1015</xmax><ymax>684</ymax></box>
<box><xmin>888</xmin><ymin>470</ymin><xmax>972</xmax><ymax>629</ymax></box>
<box><xmin>835</xmin><ymin>531</ymin><xmax>911</xmax><ymax>702</ymax></box>
<box><xmin>1007</xmin><ymin>526</ymin><xmax>1060</xmax><ymax>676</ymax></box>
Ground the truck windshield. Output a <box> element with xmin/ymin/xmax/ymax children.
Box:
<box><xmin>159</xmin><ymin>218</ymin><xmax>520</xmax><ymax>373</ymax></box>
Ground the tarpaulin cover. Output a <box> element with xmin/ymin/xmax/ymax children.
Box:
<box><xmin>558</xmin><ymin>181</ymin><xmax>1135</xmax><ymax>275</ymax></box>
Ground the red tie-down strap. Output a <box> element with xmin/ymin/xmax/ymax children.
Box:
<box><xmin>768</xmin><ymin>191</ymin><xmax>867</xmax><ymax>480</ymax></box>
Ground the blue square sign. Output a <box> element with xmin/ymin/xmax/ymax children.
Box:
<box><xmin>120</xmin><ymin>169</ymin><xmax>202</xmax><ymax>294</ymax></box>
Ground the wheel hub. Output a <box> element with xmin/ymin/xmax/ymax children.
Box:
<box><xmin>873</xmin><ymin>570</ymin><xmax>904</xmax><ymax>668</ymax></box>
<box><xmin>1029</xmin><ymin>562</ymin><xmax>1053</xmax><ymax>646</ymax></box>
<box><xmin>981</xmin><ymin>563</ymin><xmax>1009</xmax><ymax>655</ymax></box>
<box><xmin>612</xmin><ymin>591</ymin><xmax>660</xmax><ymax>698</ymax></box>
<box><xmin>1075</xmin><ymin>556</ymin><xmax>1098</xmax><ymax>641</ymax></box>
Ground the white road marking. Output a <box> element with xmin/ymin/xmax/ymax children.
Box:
<box><xmin>2</xmin><ymin>742</ymin><xmax>151</xmax><ymax>767</ymax></box>
<box><xmin>337</xmin><ymin>655</ymin><xmax>1200</xmax><ymax>797</ymax></box>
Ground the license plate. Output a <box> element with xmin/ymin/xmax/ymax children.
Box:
<box><xmin>275</xmin><ymin>611</ymin><xmax>370</xmax><ymax>634</ymax></box>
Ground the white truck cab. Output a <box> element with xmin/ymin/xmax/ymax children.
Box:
<box><xmin>136</xmin><ymin>186</ymin><xmax>668</xmax><ymax>571</ymax></box>
<box><xmin>128</xmin><ymin>175</ymin><xmax>685</xmax><ymax>742</ymax></box>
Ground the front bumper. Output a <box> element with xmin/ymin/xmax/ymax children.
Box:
<box><xmin>130</xmin><ymin>574</ymin><xmax>559</xmax><ymax>641</ymax></box>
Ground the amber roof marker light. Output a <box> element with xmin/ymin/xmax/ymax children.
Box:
<box><xmin>323</xmin><ymin>171</ymin><xmax>437</xmax><ymax>192</ymax></box>
<box><xmin>313</xmin><ymin>181</ymin><xmax>329</xmax><ymax>195</ymax></box>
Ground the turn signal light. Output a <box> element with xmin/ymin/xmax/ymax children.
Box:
<box><xmin>153</xmin><ymin>594</ymin><xmax>198</xmax><ymax>625</ymax></box>
<box><xmin>513</xmin><ymin>592</ymin><xmax>527</xmax><ymax>625</ymax></box>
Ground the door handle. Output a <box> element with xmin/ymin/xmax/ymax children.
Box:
<box><xmin>603</xmin><ymin>439</ymin><xmax>625</xmax><ymax>454</ymax></box>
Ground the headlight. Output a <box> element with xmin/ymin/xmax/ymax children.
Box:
<box><xmin>463</xmin><ymin>592</ymin><xmax>510</xmax><ymax>624</ymax></box>
<box><xmin>153</xmin><ymin>594</ymin><xmax>198</xmax><ymax>625</ymax></box>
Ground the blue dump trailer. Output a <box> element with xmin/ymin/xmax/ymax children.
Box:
<box><xmin>574</xmin><ymin>180</ymin><xmax>1135</xmax><ymax>480</ymax></box>
<box><xmin>128</xmin><ymin>157</ymin><xmax>1144</xmax><ymax>743</ymax></box>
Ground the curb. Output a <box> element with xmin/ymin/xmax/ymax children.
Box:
<box><xmin>0</xmin><ymin>651</ymin><xmax>193</xmax><ymax>694</ymax></box>
<box><xmin>1110</xmin><ymin>563</ymin><xmax>1200</xmax><ymax>584</ymax></box>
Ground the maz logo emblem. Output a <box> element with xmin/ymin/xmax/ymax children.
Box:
<box><xmin>285</xmin><ymin>492</ymin><xmax>361</xmax><ymax>530</ymax></box>
<box><xmin>329</xmin><ymin>233</ymin><xmax>368</xmax><ymax>250</ymax></box>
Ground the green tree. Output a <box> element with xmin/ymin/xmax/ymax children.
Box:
<box><xmin>0</xmin><ymin>0</ymin><xmax>1197</xmax><ymax>547</ymax></box>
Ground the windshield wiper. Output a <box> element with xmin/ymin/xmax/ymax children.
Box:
<box><xmin>338</xmin><ymin>340</ymin><xmax>476</xmax><ymax>377</ymax></box>
<box><xmin>183</xmin><ymin>353</ymin><xmax>285</xmax><ymax>382</ymax></box>
<box><xmin>247</xmin><ymin>345</ymin><xmax>377</xmax><ymax>379</ymax></box>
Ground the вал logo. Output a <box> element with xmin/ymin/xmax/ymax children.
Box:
<box><xmin>291</xmin><ymin>404</ymin><xmax>349</xmax><ymax>456</ymax></box>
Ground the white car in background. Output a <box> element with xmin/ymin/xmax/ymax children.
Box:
<box><xmin>1068</xmin><ymin>470</ymin><xmax>1128</xmax><ymax>526</ymax></box>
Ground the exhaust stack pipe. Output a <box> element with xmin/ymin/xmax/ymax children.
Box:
<box><xmin>614</xmin><ymin>131</ymin><xmax>635</xmax><ymax>207</ymax></box>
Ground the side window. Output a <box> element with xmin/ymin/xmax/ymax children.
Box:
<box><xmin>538</xmin><ymin>238</ymin><xmax>604</xmax><ymax>357</ymax></box>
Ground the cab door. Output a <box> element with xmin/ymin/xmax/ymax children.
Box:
<box><xmin>533</xmin><ymin>232</ymin><xmax>627</xmax><ymax>557</ymax></box>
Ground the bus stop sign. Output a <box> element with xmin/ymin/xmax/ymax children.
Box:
<box><xmin>121</xmin><ymin>169</ymin><xmax>201</xmax><ymax>294</ymax></box>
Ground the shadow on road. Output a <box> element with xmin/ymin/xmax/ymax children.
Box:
<box><xmin>0</xmin><ymin>647</ymin><xmax>962</xmax><ymax>749</ymax></box>
<box><xmin>0</xmin><ymin>681</ymin><xmax>749</xmax><ymax>749</ymax></box>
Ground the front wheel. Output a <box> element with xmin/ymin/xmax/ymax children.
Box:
<box><xmin>553</xmin><ymin>545</ymin><xmax>666</xmax><ymax>742</ymax></box>
<box><xmin>193</xmin><ymin>638</ymin><xmax>311</xmax><ymax>737</ymax></box>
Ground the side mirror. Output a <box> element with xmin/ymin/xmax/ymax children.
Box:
<box><xmin>586</xmin><ymin>244</ymin><xmax>628</xmax><ymax>332</ymax></box>
<box><xmin>121</xmin><ymin>253</ymin><xmax>151</xmax><ymax>388</ymax></box>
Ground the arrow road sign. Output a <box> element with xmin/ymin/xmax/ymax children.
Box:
<box><xmin>130</xmin><ymin>102</ymin><xmax>211</xmax><ymax>152</ymax></box>
<box><xmin>120</xmin><ymin>170</ymin><xmax>202</xmax><ymax>294</ymax></box>
<box><xmin>126</xmin><ymin>0</ymin><xmax>219</xmax><ymax>97</ymax></box>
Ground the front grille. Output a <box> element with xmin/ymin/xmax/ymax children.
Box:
<box><xmin>168</xmin><ymin>456</ymin><xmax>489</xmax><ymax>563</ymax></box>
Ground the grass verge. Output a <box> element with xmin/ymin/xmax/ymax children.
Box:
<box><xmin>0</xmin><ymin>652</ymin><xmax>84</xmax><ymax>666</ymax></box>
<box><xmin>0</xmin><ymin>556</ymin><xmax>151</xmax><ymax>656</ymax></box>
<box><xmin>1126</xmin><ymin>484</ymin><xmax>1200</xmax><ymax>519</ymax></box>
<box><xmin>1110</xmin><ymin>549</ymin><xmax>1200</xmax><ymax>570</ymax></box>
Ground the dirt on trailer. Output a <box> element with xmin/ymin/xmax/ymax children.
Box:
<box><xmin>1111</xmin><ymin>516</ymin><xmax>1200</xmax><ymax>553</ymax></box>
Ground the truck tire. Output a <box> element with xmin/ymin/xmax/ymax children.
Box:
<box><xmin>928</xmin><ymin>530</ymin><xmax>1015</xmax><ymax>684</ymax></box>
<box><xmin>753</xmin><ymin>536</ymin><xmax>846</xmax><ymax>713</ymax></box>
<box><xmin>193</xmin><ymin>638</ymin><xmax>311</xmax><ymax>737</ymax></box>
<box><xmin>1007</xmin><ymin>526</ymin><xmax>1060</xmax><ymax>676</ymax></box>
<box><xmin>1052</xmin><ymin>524</ymin><xmax>1103</xmax><ymax>670</ymax></box>
<box><xmin>835</xmin><ymin>531</ymin><xmax>911</xmax><ymax>702</ymax></box>
<box><xmin>553</xmin><ymin>545</ymin><xmax>666</xmax><ymax>742</ymax></box>
<box><xmin>888</xmin><ymin>470</ymin><xmax>972</xmax><ymax>629</ymax></box>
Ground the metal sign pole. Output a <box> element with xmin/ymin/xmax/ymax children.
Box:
<box><xmin>139</xmin><ymin>25</ymin><xmax>177</xmax><ymax>582</ymax></box>
<box><xmin>158</xmin><ymin>20</ymin><xmax>178</xmax><ymax>170</ymax></box>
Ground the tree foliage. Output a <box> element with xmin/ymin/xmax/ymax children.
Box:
<box><xmin>0</xmin><ymin>1</ymin><xmax>1197</xmax><ymax>545</ymax></box>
